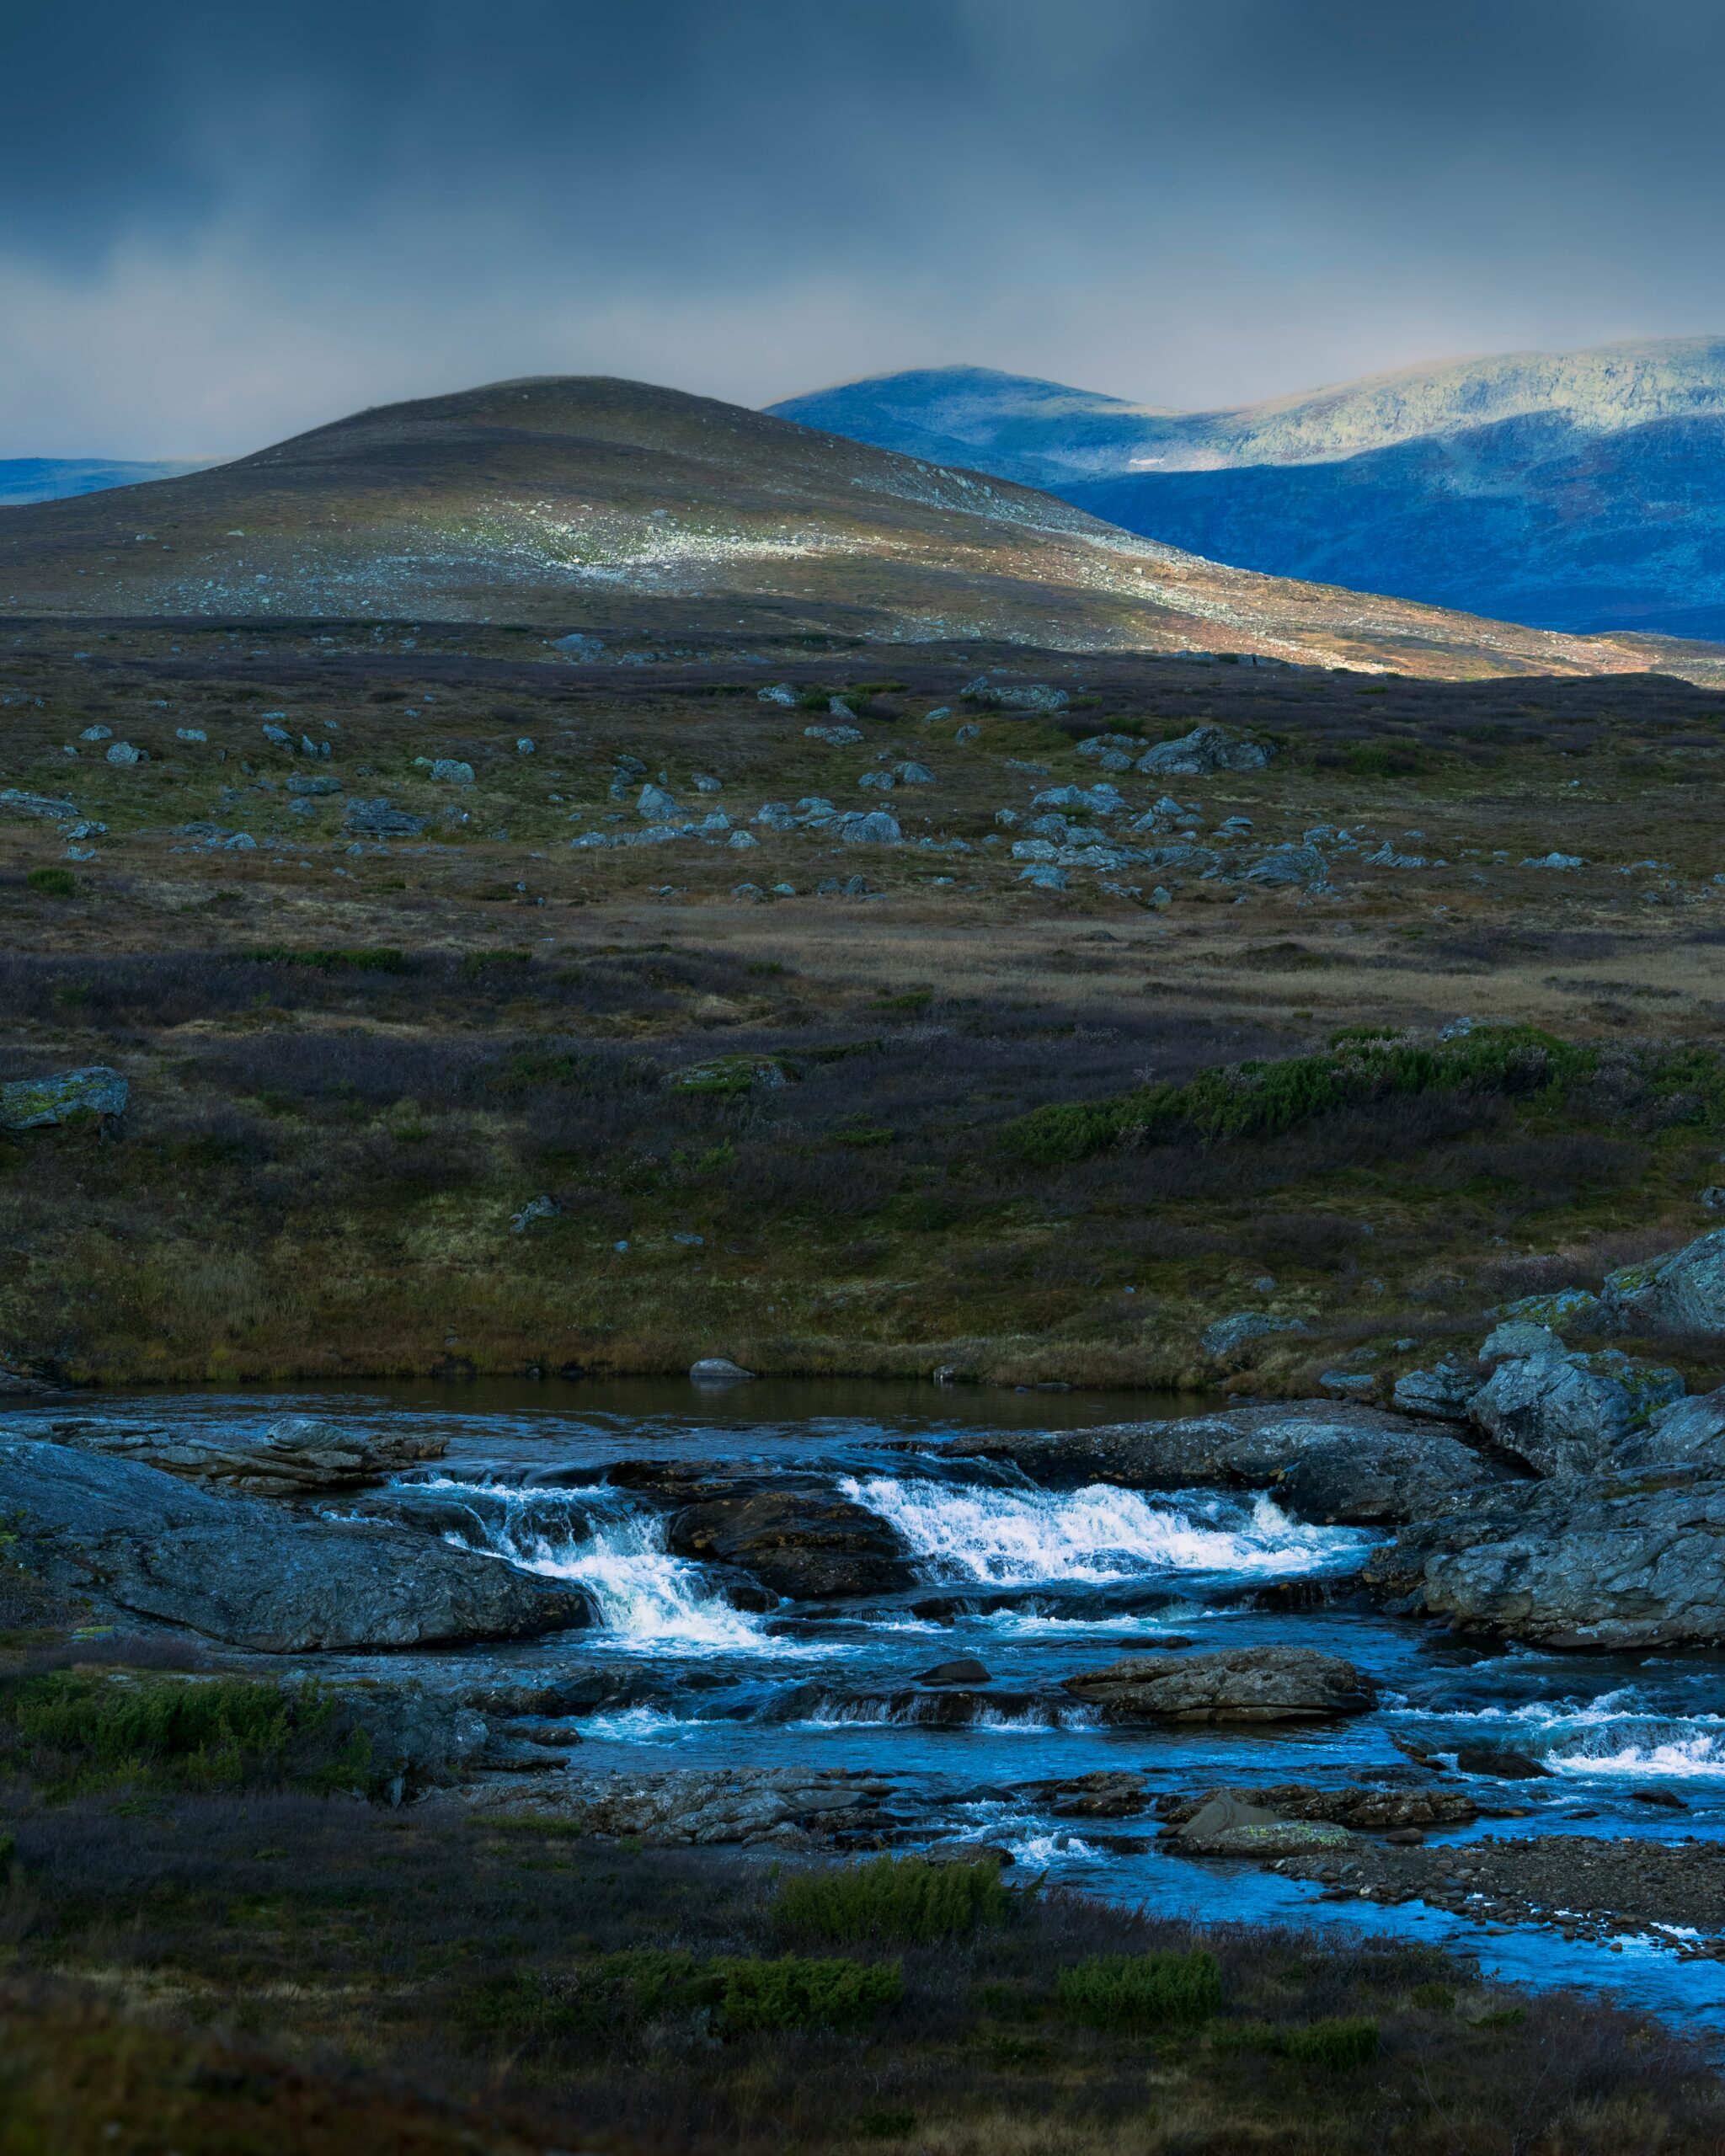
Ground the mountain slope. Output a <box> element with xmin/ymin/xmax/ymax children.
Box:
<box><xmin>1068</xmin><ymin>411</ymin><xmax>1725</xmax><ymax>639</ymax></box>
<box><xmin>0</xmin><ymin>457</ymin><xmax>206</xmax><ymax>505</ymax></box>
<box><xmin>0</xmin><ymin>372</ymin><xmax>1686</xmax><ymax>677</ymax></box>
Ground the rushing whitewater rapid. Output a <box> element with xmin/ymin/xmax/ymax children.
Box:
<box><xmin>841</xmin><ymin>1474</ymin><xmax>1371</xmax><ymax>1584</ymax></box>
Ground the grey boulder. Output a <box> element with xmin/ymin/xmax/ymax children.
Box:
<box><xmin>1391</xmin><ymin>1363</ymin><xmax>1480</xmax><ymax>1421</ymax></box>
<box><xmin>344</xmin><ymin>797</ymin><xmax>427</xmax><ymax>838</ymax></box>
<box><xmin>1600</xmin><ymin>1230</ymin><xmax>1725</xmax><ymax>1338</ymax></box>
<box><xmin>1617</xmin><ymin>1386</ymin><xmax>1725</xmax><ymax>1474</ymax></box>
<box><xmin>1</xmin><ymin>1065</ymin><xmax>127</xmax><ymax>1130</ymax></box>
<box><xmin>668</xmin><ymin>1489</ymin><xmax>915</xmax><ymax>1600</ymax></box>
<box><xmin>1165</xmin><ymin>1790</ymin><xmax>1354</xmax><ymax>1855</ymax></box>
<box><xmin>0</xmin><ymin>1439</ymin><xmax>590</xmax><ymax>1652</ymax></box>
<box><xmin>1364</xmin><ymin>1477</ymin><xmax>1725</xmax><ymax>1648</ymax></box>
<box><xmin>1199</xmin><ymin>1311</ymin><xmax>1309</xmax><ymax>1360</ymax></box>
<box><xmin>1062</xmin><ymin>1646</ymin><xmax>1375</xmax><ymax>1723</ymax></box>
<box><xmin>1137</xmin><ymin>724</ymin><xmax>1271</xmax><ymax>776</ymax></box>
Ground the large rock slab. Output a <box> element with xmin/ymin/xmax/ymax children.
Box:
<box><xmin>0</xmin><ymin>1439</ymin><xmax>590</xmax><ymax>1652</ymax></box>
<box><xmin>948</xmin><ymin>1403</ymin><xmax>1506</xmax><ymax>1524</ymax></box>
<box><xmin>1062</xmin><ymin>1645</ymin><xmax>1375</xmax><ymax>1723</ymax></box>
<box><xmin>1601</xmin><ymin>1230</ymin><xmax>1725</xmax><ymax>1339</ymax></box>
<box><xmin>1470</xmin><ymin>1351</ymin><xmax>1684</xmax><ymax>1479</ymax></box>
<box><xmin>1137</xmin><ymin>724</ymin><xmax>1271</xmax><ymax>776</ymax></box>
<box><xmin>1</xmin><ymin>1413</ymin><xmax>446</xmax><ymax>1495</ymax></box>
<box><xmin>1364</xmin><ymin>1476</ymin><xmax>1725</xmax><ymax>1648</ymax></box>
<box><xmin>1164</xmin><ymin>1790</ymin><xmax>1354</xmax><ymax>1856</ymax></box>
<box><xmin>668</xmin><ymin>1489</ymin><xmax>916</xmax><ymax>1599</ymax></box>
<box><xmin>1619</xmin><ymin>1386</ymin><xmax>1725</xmax><ymax>1475</ymax></box>
<box><xmin>1156</xmin><ymin>1783</ymin><xmax>1477</xmax><ymax>1830</ymax></box>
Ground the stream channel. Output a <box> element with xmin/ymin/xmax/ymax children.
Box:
<box><xmin>34</xmin><ymin>1375</ymin><xmax>1725</xmax><ymax>2030</ymax></box>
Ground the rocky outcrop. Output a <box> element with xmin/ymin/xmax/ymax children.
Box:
<box><xmin>1061</xmin><ymin>1646</ymin><xmax>1375</xmax><ymax>1723</ymax></box>
<box><xmin>1364</xmin><ymin>1476</ymin><xmax>1725</xmax><ymax>1648</ymax></box>
<box><xmin>0</xmin><ymin>1439</ymin><xmax>590</xmax><ymax>1652</ymax></box>
<box><xmin>1391</xmin><ymin>1363</ymin><xmax>1480</xmax><ymax>1420</ymax></box>
<box><xmin>3</xmin><ymin>1413</ymin><xmax>446</xmax><ymax>1495</ymax></box>
<box><xmin>1469</xmin><ymin>1351</ymin><xmax>1684</xmax><ymax>1478</ymax></box>
<box><xmin>1600</xmin><ymin>1229</ymin><xmax>1725</xmax><ymax>1339</ymax></box>
<box><xmin>949</xmin><ymin>1403</ymin><xmax>1507</xmax><ymax>1524</ymax></box>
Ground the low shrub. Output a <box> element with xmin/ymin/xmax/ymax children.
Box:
<box><xmin>241</xmin><ymin>946</ymin><xmax>409</xmax><ymax>971</ymax></box>
<box><xmin>1007</xmin><ymin>1027</ymin><xmax>1598</xmax><ymax>1165</ymax></box>
<box><xmin>0</xmin><ymin>1673</ymin><xmax>373</xmax><ymax>1796</ymax></box>
<box><xmin>1055</xmin><ymin>1949</ymin><xmax>1222</xmax><ymax>2028</ymax></box>
<box><xmin>1279</xmin><ymin>2015</ymin><xmax>1381</xmax><ymax>2070</ymax></box>
<box><xmin>777</xmin><ymin>1855</ymin><xmax>1011</xmax><ymax>1942</ymax></box>
<box><xmin>716</xmin><ymin>1954</ymin><xmax>901</xmax><ymax>2032</ymax></box>
<box><xmin>25</xmin><ymin>867</ymin><xmax>76</xmax><ymax>898</ymax></box>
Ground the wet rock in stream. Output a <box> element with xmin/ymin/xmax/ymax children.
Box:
<box><xmin>1062</xmin><ymin>1646</ymin><xmax>1376</xmax><ymax>1723</ymax></box>
<box><xmin>947</xmin><ymin>1403</ymin><xmax>1512</xmax><ymax>1524</ymax></box>
<box><xmin>0</xmin><ymin>1440</ymin><xmax>592</xmax><ymax>1652</ymax></box>
<box><xmin>0</xmin><ymin>1412</ymin><xmax>446</xmax><ymax>1494</ymax></box>
<box><xmin>667</xmin><ymin>1489</ymin><xmax>916</xmax><ymax>1599</ymax></box>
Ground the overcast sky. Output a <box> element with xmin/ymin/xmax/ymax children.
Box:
<box><xmin>6</xmin><ymin>0</ymin><xmax>1725</xmax><ymax>456</ymax></box>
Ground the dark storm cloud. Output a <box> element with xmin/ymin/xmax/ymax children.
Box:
<box><xmin>6</xmin><ymin>1</ymin><xmax>1725</xmax><ymax>453</ymax></box>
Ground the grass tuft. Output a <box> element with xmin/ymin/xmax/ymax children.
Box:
<box><xmin>1055</xmin><ymin>1949</ymin><xmax>1222</xmax><ymax>2028</ymax></box>
<box><xmin>777</xmin><ymin>1854</ymin><xmax>1011</xmax><ymax>1942</ymax></box>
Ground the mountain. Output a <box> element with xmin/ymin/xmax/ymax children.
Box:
<box><xmin>0</xmin><ymin>372</ymin><xmax>1688</xmax><ymax>677</ymax></box>
<box><xmin>767</xmin><ymin>341</ymin><xmax>1725</xmax><ymax>635</ymax></box>
<box><xmin>0</xmin><ymin>457</ymin><xmax>206</xmax><ymax>504</ymax></box>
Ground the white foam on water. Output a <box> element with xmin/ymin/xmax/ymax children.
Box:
<box><xmin>410</xmin><ymin>1478</ymin><xmax>793</xmax><ymax>1654</ymax></box>
<box><xmin>581</xmin><ymin>1706</ymin><xmax>698</xmax><ymax>1742</ymax></box>
<box><xmin>977</xmin><ymin>1607</ymin><xmax>1221</xmax><ymax>1638</ymax></box>
<box><xmin>841</xmin><ymin>1476</ymin><xmax>1369</xmax><ymax>1585</ymax></box>
<box><xmin>1392</xmin><ymin>1693</ymin><xmax>1725</xmax><ymax>1780</ymax></box>
<box><xmin>1006</xmin><ymin>1831</ymin><xmax>1103</xmax><ymax>1865</ymax></box>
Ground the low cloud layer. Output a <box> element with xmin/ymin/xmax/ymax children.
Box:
<box><xmin>6</xmin><ymin>0</ymin><xmax>1725</xmax><ymax>456</ymax></box>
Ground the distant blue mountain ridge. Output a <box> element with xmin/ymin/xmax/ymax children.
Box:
<box><xmin>767</xmin><ymin>342</ymin><xmax>1725</xmax><ymax>638</ymax></box>
<box><xmin>0</xmin><ymin>457</ymin><xmax>204</xmax><ymax>505</ymax></box>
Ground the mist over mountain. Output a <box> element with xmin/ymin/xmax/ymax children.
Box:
<box><xmin>769</xmin><ymin>340</ymin><xmax>1725</xmax><ymax>635</ymax></box>
<box><xmin>0</xmin><ymin>457</ymin><xmax>206</xmax><ymax>505</ymax></box>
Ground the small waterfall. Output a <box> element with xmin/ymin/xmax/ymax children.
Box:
<box><xmin>841</xmin><ymin>1475</ymin><xmax>1370</xmax><ymax>1585</ymax></box>
<box><xmin>409</xmin><ymin>1479</ymin><xmax>774</xmax><ymax>1652</ymax></box>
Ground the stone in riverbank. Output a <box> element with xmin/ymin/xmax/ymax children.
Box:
<box><xmin>1155</xmin><ymin>1784</ymin><xmax>1479</xmax><ymax>1831</ymax></box>
<box><xmin>1062</xmin><ymin>1646</ymin><xmax>1375</xmax><ymax>1723</ymax></box>
<box><xmin>948</xmin><ymin>1403</ymin><xmax>1508</xmax><ymax>1524</ymax></box>
<box><xmin>1167</xmin><ymin>1790</ymin><xmax>1355</xmax><ymax>1856</ymax></box>
<box><xmin>1469</xmin><ymin>1350</ymin><xmax>1684</xmax><ymax>1478</ymax></box>
<box><xmin>1600</xmin><ymin>1228</ymin><xmax>1725</xmax><ymax>1339</ymax></box>
<box><xmin>0</xmin><ymin>1440</ymin><xmax>590</xmax><ymax>1652</ymax></box>
<box><xmin>430</xmin><ymin>1768</ymin><xmax>901</xmax><ymax>1845</ymax></box>
<box><xmin>1</xmin><ymin>1413</ymin><xmax>446</xmax><ymax>1494</ymax></box>
<box><xmin>1365</xmin><ymin>1476</ymin><xmax>1725</xmax><ymax>1648</ymax></box>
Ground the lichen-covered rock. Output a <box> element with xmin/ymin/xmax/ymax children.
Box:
<box><xmin>438</xmin><ymin>1767</ymin><xmax>895</xmax><ymax>1844</ymax></box>
<box><xmin>1166</xmin><ymin>1790</ymin><xmax>1355</xmax><ymax>1855</ymax></box>
<box><xmin>1062</xmin><ymin>1646</ymin><xmax>1375</xmax><ymax>1723</ymax></box>
<box><xmin>344</xmin><ymin>797</ymin><xmax>427</xmax><ymax>838</ymax></box>
<box><xmin>1618</xmin><ymin>1386</ymin><xmax>1725</xmax><ymax>1474</ymax></box>
<box><xmin>0</xmin><ymin>1065</ymin><xmax>126</xmax><ymax>1130</ymax></box>
<box><xmin>1364</xmin><ymin>1478</ymin><xmax>1725</xmax><ymax>1648</ymax></box>
<box><xmin>1156</xmin><ymin>1784</ymin><xmax>1477</xmax><ymax>1831</ymax></box>
<box><xmin>1471</xmin><ymin>1351</ymin><xmax>1684</xmax><ymax>1478</ymax></box>
<box><xmin>1600</xmin><ymin>1230</ymin><xmax>1725</xmax><ymax>1338</ymax></box>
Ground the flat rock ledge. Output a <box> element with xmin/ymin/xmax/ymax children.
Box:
<box><xmin>427</xmin><ymin>1768</ymin><xmax>905</xmax><ymax>1846</ymax></box>
<box><xmin>0</xmin><ymin>1439</ymin><xmax>589</xmax><ymax>1652</ymax></box>
<box><xmin>1270</xmin><ymin>1835</ymin><xmax>1725</xmax><ymax>1958</ymax></box>
<box><xmin>0</xmin><ymin>1413</ymin><xmax>446</xmax><ymax>1494</ymax></box>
